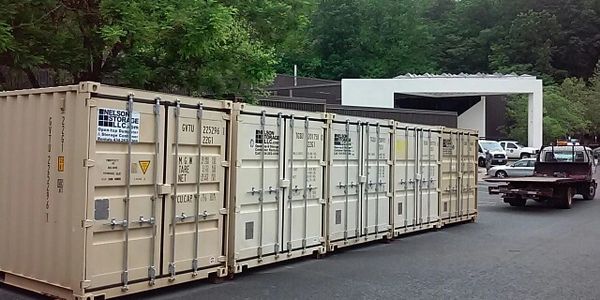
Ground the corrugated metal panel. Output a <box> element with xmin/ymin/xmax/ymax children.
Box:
<box><xmin>0</xmin><ymin>84</ymin><xmax>89</xmax><ymax>297</ymax></box>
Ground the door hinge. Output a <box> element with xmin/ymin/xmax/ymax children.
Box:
<box><xmin>217</xmin><ymin>256</ymin><xmax>227</xmax><ymax>262</ymax></box>
<box><xmin>80</xmin><ymin>280</ymin><xmax>91</xmax><ymax>289</ymax></box>
<box><xmin>85</xmin><ymin>98</ymin><xmax>97</xmax><ymax>107</ymax></box>
<box><xmin>219</xmin><ymin>208</ymin><xmax>228</xmax><ymax>215</ymax></box>
<box><xmin>83</xmin><ymin>159</ymin><xmax>95</xmax><ymax>167</ymax></box>
<box><xmin>221</xmin><ymin>161</ymin><xmax>230</xmax><ymax>167</ymax></box>
<box><xmin>82</xmin><ymin>219</ymin><xmax>94</xmax><ymax>228</ymax></box>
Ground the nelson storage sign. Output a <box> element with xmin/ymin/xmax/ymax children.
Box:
<box><xmin>96</xmin><ymin>108</ymin><xmax>140</xmax><ymax>143</ymax></box>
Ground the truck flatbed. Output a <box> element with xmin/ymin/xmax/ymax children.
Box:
<box><xmin>485</xmin><ymin>176</ymin><xmax>582</xmax><ymax>184</ymax></box>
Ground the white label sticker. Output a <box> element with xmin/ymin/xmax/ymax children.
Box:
<box><xmin>96</xmin><ymin>108</ymin><xmax>140</xmax><ymax>143</ymax></box>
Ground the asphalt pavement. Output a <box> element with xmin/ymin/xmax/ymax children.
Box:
<box><xmin>3</xmin><ymin>183</ymin><xmax>600</xmax><ymax>300</ymax></box>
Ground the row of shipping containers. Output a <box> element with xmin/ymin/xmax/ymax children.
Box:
<box><xmin>0</xmin><ymin>83</ymin><xmax>477</xmax><ymax>299</ymax></box>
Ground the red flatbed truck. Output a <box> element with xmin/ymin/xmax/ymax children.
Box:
<box><xmin>486</xmin><ymin>145</ymin><xmax>597</xmax><ymax>209</ymax></box>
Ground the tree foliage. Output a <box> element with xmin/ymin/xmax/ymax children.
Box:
<box><xmin>2</xmin><ymin>0</ymin><xmax>600</xmax><ymax>136</ymax></box>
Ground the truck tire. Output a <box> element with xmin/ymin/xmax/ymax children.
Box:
<box><xmin>507</xmin><ymin>197</ymin><xmax>526</xmax><ymax>207</ymax></box>
<box><xmin>520</xmin><ymin>153</ymin><xmax>530</xmax><ymax>159</ymax></box>
<box><xmin>582</xmin><ymin>183</ymin><xmax>596</xmax><ymax>200</ymax></box>
<box><xmin>555</xmin><ymin>187</ymin><xmax>573</xmax><ymax>209</ymax></box>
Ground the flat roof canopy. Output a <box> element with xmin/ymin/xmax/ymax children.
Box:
<box><xmin>341</xmin><ymin>74</ymin><xmax>543</xmax><ymax>148</ymax></box>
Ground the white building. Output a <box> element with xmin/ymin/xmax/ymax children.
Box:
<box><xmin>341</xmin><ymin>74</ymin><xmax>543</xmax><ymax>148</ymax></box>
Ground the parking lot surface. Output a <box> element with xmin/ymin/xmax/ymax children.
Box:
<box><xmin>3</xmin><ymin>184</ymin><xmax>600</xmax><ymax>300</ymax></box>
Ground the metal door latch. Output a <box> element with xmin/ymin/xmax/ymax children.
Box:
<box><xmin>106</xmin><ymin>218</ymin><xmax>128</xmax><ymax>228</ymax></box>
<box><xmin>175</xmin><ymin>212</ymin><xmax>188</xmax><ymax>222</ymax></box>
<box><xmin>135</xmin><ymin>215</ymin><xmax>155</xmax><ymax>225</ymax></box>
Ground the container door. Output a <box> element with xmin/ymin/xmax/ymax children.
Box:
<box><xmin>233</xmin><ymin>111</ymin><xmax>284</xmax><ymax>260</ymax></box>
<box><xmin>362</xmin><ymin>123</ymin><xmax>391</xmax><ymax>235</ymax></box>
<box><xmin>440</xmin><ymin>132</ymin><xmax>460</xmax><ymax>219</ymax></box>
<box><xmin>328</xmin><ymin>120</ymin><xmax>361</xmax><ymax>242</ymax></box>
<box><xmin>461</xmin><ymin>135</ymin><xmax>477</xmax><ymax>216</ymax></box>
<box><xmin>417</xmin><ymin>129</ymin><xmax>440</xmax><ymax>224</ymax></box>
<box><xmin>393</xmin><ymin>128</ymin><xmax>417</xmax><ymax>229</ymax></box>
<box><xmin>163</xmin><ymin>102</ymin><xmax>228</xmax><ymax>278</ymax></box>
<box><xmin>282</xmin><ymin>116</ymin><xmax>325</xmax><ymax>253</ymax></box>
<box><xmin>86</xmin><ymin>96</ymin><xmax>163</xmax><ymax>289</ymax></box>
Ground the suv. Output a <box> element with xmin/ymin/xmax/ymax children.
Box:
<box><xmin>478</xmin><ymin>140</ymin><xmax>508</xmax><ymax>167</ymax></box>
<box><xmin>499</xmin><ymin>141</ymin><xmax>538</xmax><ymax>159</ymax></box>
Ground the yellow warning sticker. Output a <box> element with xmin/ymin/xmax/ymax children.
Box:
<box><xmin>139</xmin><ymin>160</ymin><xmax>151</xmax><ymax>175</ymax></box>
<box><xmin>395</xmin><ymin>140</ymin><xmax>407</xmax><ymax>157</ymax></box>
<box><xmin>57</xmin><ymin>156</ymin><xmax>65</xmax><ymax>172</ymax></box>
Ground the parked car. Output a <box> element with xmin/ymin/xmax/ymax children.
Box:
<box><xmin>478</xmin><ymin>140</ymin><xmax>508</xmax><ymax>167</ymax></box>
<box><xmin>487</xmin><ymin>158</ymin><xmax>536</xmax><ymax>178</ymax></box>
<box><xmin>499</xmin><ymin>140</ymin><xmax>538</xmax><ymax>159</ymax></box>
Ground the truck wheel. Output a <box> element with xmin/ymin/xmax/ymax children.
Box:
<box><xmin>478</xmin><ymin>157</ymin><xmax>485</xmax><ymax>167</ymax></box>
<box><xmin>556</xmin><ymin>187</ymin><xmax>573</xmax><ymax>209</ymax></box>
<box><xmin>582</xmin><ymin>183</ymin><xmax>596</xmax><ymax>200</ymax></box>
<box><xmin>507</xmin><ymin>197</ymin><xmax>526</xmax><ymax>207</ymax></box>
<box><xmin>520</xmin><ymin>153</ymin><xmax>530</xmax><ymax>159</ymax></box>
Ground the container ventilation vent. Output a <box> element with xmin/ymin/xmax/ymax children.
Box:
<box><xmin>245</xmin><ymin>222</ymin><xmax>254</xmax><ymax>240</ymax></box>
<box><xmin>335</xmin><ymin>210</ymin><xmax>342</xmax><ymax>225</ymax></box>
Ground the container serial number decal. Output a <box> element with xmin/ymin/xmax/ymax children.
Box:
<box><xmin>96</xmin><ymin>108</ymin><xmax>140</xmax><ymax>143</ymax></box>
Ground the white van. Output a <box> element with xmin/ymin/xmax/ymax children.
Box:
<box><xmin>478</xmin><ymin>140</ymin><xmax>508</xmax><ymax>167</ymax></box>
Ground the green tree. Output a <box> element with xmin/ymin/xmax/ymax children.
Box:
<box><xmin>0</xmin><ymin>0</ymin><xmax>276</xmax><ymax>98</ymax></box>
<box><xmin>505</xmin><ymin>85</ymin><xmax>589</xmax><ymax>144</ymax></box>
<box><xmin>489</xmin><ymin>10</ymin><xmax>560</xmax><ymax>81</ymax></box>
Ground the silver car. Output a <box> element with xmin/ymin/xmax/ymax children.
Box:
<box><xmin>487</xmin><ymin>158</ymin><xmax>536</xmax><ymax>178</ymax></box>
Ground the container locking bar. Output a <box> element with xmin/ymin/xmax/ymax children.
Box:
<box><xmin>121</xmin><ymin>93</ymin><xmax>134</xmax><ymax>291</ymax></box>
<box><xmin>169</xmin><ymin>100</ymin><xmax>181</xmax><ymax>281</ymax></box>
<box><xmin>148</xmin><ymin>97</ymin><xmax>161</xmax><ymax>285</ymax></box>
<box><xmin>258</xmin><ymin>111</ymin><xmax>266</xmax><ymax>260</ymax></box>
<box><xmin>418</xmin><ymin>129</ymin><xmax>425</xmax><ymax>225</ymax></box>
<box><xmin>426</xmin><ymin>129</ymin><xmax>432</xmax><ymax>223</ymax></box>
<box><xmin>193</xmin><ymin>103</ymin><xmax>204</xmax><ymax>274</ymax></box>
<box><xmin>375</xmin><ymin>124</ymin><xmax>381</xmax><ymax>235</ymax></box>
<box><xmin>275</xmin><ymin>112</ymin><xmax>283</xmax><ymax>255</ymax></box>
<box><xmin>287</xmin><ymin>115</ymin><xmax>295</xmax><ymax>255</ymax></box>
<box><xmin>355</xmin><ymin>121</ymin><xmax>361</xmax><ymax>239</ymax></box>
<box><xmin>403</xmin><ymin>129</ymin><xmax>409</xmax><ymax>227</ymax></box>
<box><xmin>344</xmin><ymin>120</ymin><xmax>350</xmax><ymax>240</ymax></box>
<box><xmin>364</xmin><ymin>123</ymin><xmax>370</xmax><ymax>237</ymax></box>
<box><xmin>413</xmin><ymin>129</ymin><xmax>418</xmax><ymax>227</ymax></box>
<box><xmin>302</xmin><ymin>116</ymin><xmax>309</xmax><ymax>251</ymax></box>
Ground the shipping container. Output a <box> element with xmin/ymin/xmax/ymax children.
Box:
<box><xmin>325</xmin><ymin>115</ymin><xmax>393</xmax><ymax>251</ymax></box>
<box><xmin>392</xmin><ymin>123</ymin><xmax>443</xmax><ymax>236</ymax></box>
<box><xmin>0</xmin><ymin>82</ymin><xmax>231</xmax><ymax>299</ymax></box>
<box><xmin>228</xmin><ymin>103</ymin><xmax>327</xmax><ymax>273</ymax></box>
<box><xmin>439</xmin><ymin>128</ymin><xmax>478</xmax><ymax>225</ymax></box>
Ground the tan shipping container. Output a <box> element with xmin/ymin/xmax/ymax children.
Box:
<box><xmin>325</xmin><ymin>115</ymin><xmax>393</xmax><ymax>251</ymax></box>
<box><xmin>228</xmin><ymin>103</ymin><xmax>327</xmax><ymax>273</ymax></box>
<box><xmin>440</xmin><ymin>128</ymin><xmax>478</xmax><ymax>225</ymax></box>
<box><xmin>0</xmin><ymin>82</ymin><xmax>231</xmax><ymax>299</ymax></box>
<box><xmin>392</xmin><ymin>123</ymin><xmax>443</xmax><ymax>236</ymax></box>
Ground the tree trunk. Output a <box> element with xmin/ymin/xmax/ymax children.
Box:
<box><xmin>24</xmin><ymin>68</ymin><xmax>41</xmax><ymax>88</ymax></box>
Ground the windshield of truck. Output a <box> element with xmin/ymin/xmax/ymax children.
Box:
<box><xmin>480</xmin><ymin>141</ymin><xmax>503</xmax><ymax>151</ymax></box>
<box><xmin>540</xmin><ymin>146</ymin><xmax>589</xmax><ymax>163</ymax></box>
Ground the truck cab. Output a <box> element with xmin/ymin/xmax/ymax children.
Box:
<box><xmin>499</xmin><ymin>140</ymin><xmax>538</xmax><ymax>159</ymax></box>
<box><xmin>478</xmin><ymin>140</ymin><xmax>508</xmax><ymax>167</ymax></box>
